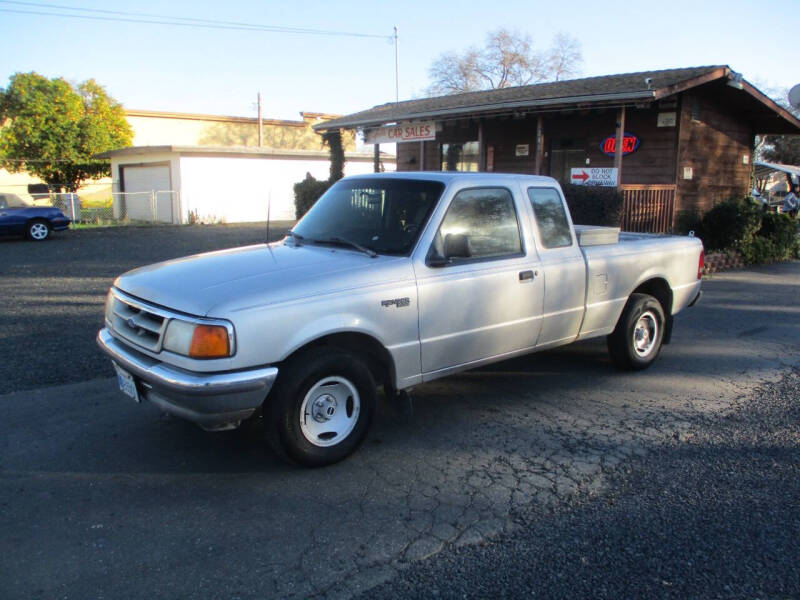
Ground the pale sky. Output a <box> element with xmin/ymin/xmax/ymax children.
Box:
<box><xmin>1</xmin><ymin>0</ymin><xmax>798</xmax><ymax>121</ymax></box>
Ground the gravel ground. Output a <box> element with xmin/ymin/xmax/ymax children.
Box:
<box><xmin>0</xmin><ymin>223</ymin><xmax>290</xmax><ymax>395</ymax></box>
<box><xmin>360</xmin><ymin>369</ymin><xmax>800</xmax><ymax>599</ymax></box>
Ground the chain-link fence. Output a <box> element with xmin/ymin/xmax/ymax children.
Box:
<box><xmin>58</xmin><ymin>190</ymin><xmax>180</xmax><ymax>224</ymax></box>
<box><xmin>0</xmin><ymin>182</ymin><xmax>181</xmax><ymax>225</ymax></box>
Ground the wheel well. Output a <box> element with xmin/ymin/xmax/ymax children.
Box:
<box><xmin>284</xmin><ymin>332</ymin><xmax>396</xmax><ymax>390</ymax></box>
<box><xmin>631</xmin><ymin>278</ymin><xmax>674</xmax><ymax>344</ymax></box>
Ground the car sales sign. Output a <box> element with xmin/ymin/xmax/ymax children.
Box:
<box><xmin>364</xmin><ymin>121</ymin><xmax>436</xmax><ymax>144</ymax></box>
<box><xmin>570</xmin><ymin>168</ymin><xmax>619</xmax><ymax>186</ymax></box>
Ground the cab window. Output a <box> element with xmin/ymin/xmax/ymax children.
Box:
<box><xmin>528</xmin><ymin>187</ymin><xmax>572</xmax><ymax>249</ymax></box>
<box><xmin>430</xmin><ymin>187</ymin><xmax>523</xmax><ymax>263</ymax></box>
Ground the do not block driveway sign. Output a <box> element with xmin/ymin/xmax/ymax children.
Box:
<box><xmin>570</xmin><ymin>168</ymin><xmax>618</xmax><ymax>186</ymax></box>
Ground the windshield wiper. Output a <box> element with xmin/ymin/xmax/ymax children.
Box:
<box><xmin>312</xmin><ymin>236</ymin><xmax>377</xmax><ymax>258</ymax></box>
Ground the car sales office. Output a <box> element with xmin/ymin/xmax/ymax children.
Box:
<box><xmin>315</xmin><ymin>66</ymin><xmax>800</xmax><ymax>232</ymax></box>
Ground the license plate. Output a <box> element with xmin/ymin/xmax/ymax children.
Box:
<box><xmin>113</xmin><ymin>363</ymin><xmax>139</xmax><ymax>403</ymax></box>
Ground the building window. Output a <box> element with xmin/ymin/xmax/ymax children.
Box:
<box><xmin>440</xmin><ymin>142</ymin><xmax>479</xmax><ymax>172</ymax></box>
<box><xmin>549</xmin><ymin>138</ymin><xmax>586</xmax><ymax>183</ymax></box>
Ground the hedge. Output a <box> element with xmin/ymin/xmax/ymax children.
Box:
<box><xmin>293</xmin><ymin>176</ymin><xmax>331</xmax><ymax>220</ymax></box>
<box><xmin>694</xmin><ymin>197</ymin><xmax>799</xmax><ymax>264</ymax></box>
<box><xmin>560</xmin><ymin>184</ymin><xmax>622</xmax><ymax>227</ymax></box>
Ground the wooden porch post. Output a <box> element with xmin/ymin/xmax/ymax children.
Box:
<box><xmin>477</xmin><ymin>119</ymin><xmax>486</xmax><ymax>171</ymax></box>
<box><xmin>534</xmin><ymin>116</ymin><xmax>544</xmax><ymax>175</ymax></box>
<box><xmin>614</xmin><ymin>106</ymin><xmax>626</xmax><ymax>186</ymax></box>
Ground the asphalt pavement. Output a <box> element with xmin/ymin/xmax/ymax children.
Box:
<box><xmin>0</xmin><ymin>223</ymin><xmax>289</xmax><ymax>395</ymax></box>
<box><xmin>360</xmin><ymin>369</ymin><xmax>800</xmax><ymax>600</ymax></box>
<box><xmin>1</xmin><ymin>226</ymin><xmax>798</xmax><ymax>599</ymax></box>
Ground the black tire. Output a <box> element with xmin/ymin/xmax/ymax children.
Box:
<box><xmin>265</xmin><ymin>347</ymin><xmax>376</xmax><ymax>467</ymax></box>
<box><xmin>27</xmin><ymin>219</ymin><xmax>51</xmax><ymax>241</ymax></box>
<box><xmin>607</xmin><ymin>293</ymin><xmax>665</xmax><ymax>371</ymax></box>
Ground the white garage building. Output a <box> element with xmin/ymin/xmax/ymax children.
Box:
<box><xmin>97</xmin><ymin>145</ymin><xmax>394</xmax><ymax>224</ymax></box>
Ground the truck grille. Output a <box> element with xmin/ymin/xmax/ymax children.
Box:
<box><xmin>107</xmin><ymin>291</ymin><xmax>169</xmax><ymax>352</ymax></box>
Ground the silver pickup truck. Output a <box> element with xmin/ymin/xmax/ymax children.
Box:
<box><xmin>98</xmin><ymin>173</ymin><xmax>703</xmax><ymax>466</ymax></box>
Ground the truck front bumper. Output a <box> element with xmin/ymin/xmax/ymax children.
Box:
<box><xmin>97</xmin><ymin>328</ymin><xmax>278</xmax><ymax>431</ymax></box>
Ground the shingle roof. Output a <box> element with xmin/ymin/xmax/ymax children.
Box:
<box><xmin>315</xmin><ymin>66</ymin><xmax>728</xmax><ymax>130</ymax></box>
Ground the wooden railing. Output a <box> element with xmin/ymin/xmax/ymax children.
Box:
<box><xmin>619</xmin><ymin>184</ymin><xmax>676</xmax><ymax>233</ymax></box>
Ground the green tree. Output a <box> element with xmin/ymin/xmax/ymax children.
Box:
<box><xmin>0</xmin><ymin>72</ymin><xmax>133</xmax><ymax>191</ymax></box>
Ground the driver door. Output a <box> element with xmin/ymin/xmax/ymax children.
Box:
<box><xmin>415</xmin><ymin>186</ymin><xmax>544</xmax><ymax>378</ymax></box>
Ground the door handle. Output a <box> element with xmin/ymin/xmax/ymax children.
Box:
<box><xmin>519</xmin><ymin>270</ymin><xmax>534</xmax><ymax>282</ymax></box>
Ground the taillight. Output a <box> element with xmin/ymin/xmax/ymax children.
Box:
<box><xmin>698</xmin><ymin>249</ymin><xmax>705</xmax><ymax>279</ymax></box>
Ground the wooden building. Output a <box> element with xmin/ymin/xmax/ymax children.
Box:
<box><xmin>315</xmin><ymin>66</ymin><xmax>800</xmax><ymax>232</ymax></box>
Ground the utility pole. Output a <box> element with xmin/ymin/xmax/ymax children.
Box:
<box><xmin>257</xmin><ymin>91</ymin><xmax>263</xmax><ymax>147</ymax></box>
<box><xmin>393</xmin><ymin>26</ymin><xmax>399</xmax><ymax>103</ymax></box>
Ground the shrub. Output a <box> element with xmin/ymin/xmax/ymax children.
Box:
<box><xmin>699</xmin><ymin>197</ymin><xmax>761</xmax><ymax>251</ymax></box>
<box><xmin>740</xmin><ymin>236</ymin><xmax>782</xmax><ymax>264</ymax></box>
<box><xmin>674</xmin><ymin>209</ymin><xmax>704</xmax><ymax>238</ymax></box>
<box><xmin>739</xmin><ymin>212</ymin><xmax>799</xmax><ymax>263</ymax></box>
<box><xmin>699</xmin><ymin>197</ymin><xmax>799</xmax><ymax>264</ymax></box>
<box><xmin>757</xmin><ymin>212</ymin><xmax>797</xmax><ymax>255</ymax></box>
<box><xmin>293</xmin><ymin>174</ymin><xmax>331</xmax><ymax>220</ymax></box>
<box><xmin>561</xmin><ymin>184</ymin><xmax>622</xmax><ymax>226</ymax></box>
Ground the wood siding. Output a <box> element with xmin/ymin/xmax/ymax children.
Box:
<box><xmin>393</xmin><ymin>84</ymin><xmax>757</xmax><ymax>228</ymax></box>
<box><xmin>675</xmin><ymin>89</ymin><xmax>754</xmax><ymax>216</ymax></box>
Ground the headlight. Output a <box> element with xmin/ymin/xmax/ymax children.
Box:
<box><xmin>163</xmin><ymin>320</ymin><xmax>233</xmax><ymax>359</ymax></box>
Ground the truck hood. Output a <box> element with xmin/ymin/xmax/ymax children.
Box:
<box><xmin>114</xmin><ymin>242</ymin><xmax>412</xmax><ymax>317</ymax></box>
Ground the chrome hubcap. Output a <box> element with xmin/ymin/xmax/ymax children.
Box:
<box><xmin>30</xmin><ymin>223</ymin><xmax>48</xmax><ymax>239</ymax></box>
<box><xmin>299</xmin><ymin>376</ymin><xmax>360</xmax><ymax>447</ymax></box>
<box><xmin>632</xmin><ymin>311</ymin><xmax>658</xmax><ymax>357</ymax></box>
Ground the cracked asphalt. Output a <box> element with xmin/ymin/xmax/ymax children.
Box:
<box><xmin>1</xmin><ymin>227</ymin><xmax>798</xmax><ymax>599</ymax></box>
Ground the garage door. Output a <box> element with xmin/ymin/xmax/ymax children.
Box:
<box><xmin>121</xmin><ymin>165</ymin><xmax>173</xmax><ymax>222</ymax></box>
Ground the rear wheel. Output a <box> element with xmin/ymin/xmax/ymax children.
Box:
<box><xmin>266</xmin><ymin>347</ymin><xmax>376</xmax><ymax>467</ymax></box>
<box><xmin>27</xmin><ymin>219</ymin><xmax>51</xmax><ymax>241</ymax></box>
<box><xmin>607</xmin><ymin>293</ymin><xmax>665</xmax><ymax>370</ymax></box>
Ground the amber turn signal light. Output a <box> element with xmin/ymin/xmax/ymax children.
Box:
<box><xmin>189</xmin><ymin>325</ymin><xmax>230</xmax><ymax>358</ymax></box>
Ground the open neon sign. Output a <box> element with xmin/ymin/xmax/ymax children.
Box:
<box><xmin>600</xmin><ymin>133</ymin><xmax>640</xmax><ymax>156</ymax></box>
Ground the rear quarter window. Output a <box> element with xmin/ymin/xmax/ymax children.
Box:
<box><xmin>528</xmin><ymin>187</ymin><xmax>572</xmax><ymax>249</ymax></box>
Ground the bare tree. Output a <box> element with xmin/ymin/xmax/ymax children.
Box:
<box><xmin>547</xmin><ymin>32</ymin><xmax>583</xmax><ymax>82</ymax></box>
<box><xmin>426</xmin><ymin>29</ymin><xmax>582</xmax><ymax>96</ymax></box>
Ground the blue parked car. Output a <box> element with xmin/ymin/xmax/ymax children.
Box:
<box><xmin>0</xmin><ymin>193</ymin><xmax>71</xmax><ymax>241</ymax></box>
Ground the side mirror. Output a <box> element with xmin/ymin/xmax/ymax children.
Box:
<box><xmin>443</xmin><ymin>233</ymin><xmax>472</xmax><ymax>259</ymax></box>
<box><xmin>427</xmin><ymin>232</ymin><xmax>472</xmax><ymax>267</ymax></box>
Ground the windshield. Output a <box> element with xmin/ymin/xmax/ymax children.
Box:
<box><xmin>292</xmin><ymin>178</ymin><xmax>445</xmax><ymax>255</ymax></box>
<box><xmin>0</xmin><ymin>193</ymin><xmax>32</xmax><ymax>208</ymax></box>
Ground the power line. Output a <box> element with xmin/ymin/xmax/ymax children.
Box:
<box><xmin>0</xmin><ymin>1</ymin><xmax>391</xmax><ymax>39</ymax></box>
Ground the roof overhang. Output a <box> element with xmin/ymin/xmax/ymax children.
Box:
<box><xmin>314</xmin><ymin>90</ymin><xmax>657</xmax><ymax>131</ymax></box>
<box><xmin>754</xmin><ymin>161</ymin><xmax>800</xmax><ymax>180</ymax></box>
<box><xmin>314</xmin><ymin>65</ymin><xmax>800</xmax><ymax>135</ymax></box>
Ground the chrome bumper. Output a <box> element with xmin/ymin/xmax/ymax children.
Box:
<box><xmin>97</xmin><ymin>328</ymin><xmax>278</xmax><ymax>431</ymax></box>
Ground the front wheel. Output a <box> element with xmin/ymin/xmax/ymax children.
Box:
<box><xmin>27</xmin><ymin>219</ymin><xmax>51</xmax><ymax>241</ymax></box>
<box><xmin>607</xmin><ymin>293</ymin><xmax>665</xmax><ymax>370</ymax></box>
<box><xmin>266</xmin><ymin>348</ymin><xmax>376</xmax><ymax>467</ymax></box>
